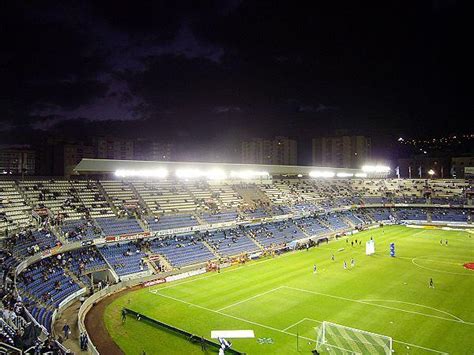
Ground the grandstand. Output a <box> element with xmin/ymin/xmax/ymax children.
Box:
<box><xmin>1</xmin><ymin>159</ymin><xmax>473</xmax><ymax>353</ymax></box>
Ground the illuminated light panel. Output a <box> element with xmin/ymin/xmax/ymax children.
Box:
<box><xmin>355</xmin><ymin>172</ymin><xmax>368</xmax><ymax>178</ymax></box>
<box><xmin>309</xmin><ymin>171</ymin><xmax>335</xmax><ymax>178</ymax></box>
<box><xmin>361</xmin><ymin>165</ymin><xmax>391</xmax><ymax>173</ymax></box>
<box><xmin>114</xmin><ymin>168</ymin><xmax>168</xmax><ymax>178</ymax></box>
<box><xmin>336</xmin><ymin>172</ymin><xmax>354</xmax><ymax>178</ymax></box>
<box><xmin>229</xmin><ymin>171</ymin><xmax>270</xmax><ymax>179</ymax></box>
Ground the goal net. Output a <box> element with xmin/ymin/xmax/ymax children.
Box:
<box><xmin>316</xmin><ymin>321</ymin><xmax>392</xmax><ymax>354</ymax></box>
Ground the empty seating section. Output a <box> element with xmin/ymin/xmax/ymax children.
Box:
<box><xmin>428</xmin><ymin>180</ymin><xmax>469</xmax><ymax>203</ymax></box>
<box><xmin>182</xmin><ymin>181</ymin><xmax>217</xmax><ymax>210</ymax></box>
<box><xmin>431</xmin><ymin>209</ymin><xmax>468</xmax><ymax>222</ymax></box>
<box><xmin>430</xmin><ymin>197</ymin><xmax>466</xmax><ymax>205</ymax></box>
<box><xmin>19</xmin><ymin>180</ymin><xmax>83</xmax><ymax>220</ymax></box>
<box><xmin>6</xmin><ymin>229</ymin><xmax>58</xmax><ymax>257</ymax></box>
<box><xmin>99</xmin><ymin>242</ymin><xmax>148</xmax><ymax>276</ymax></box>
<box><xmin>95</xmin><ymin>217</ymin><xmax>143</xmax><ymax>236</ymax></box>
<box><xmin>149</xmin><ymin>236</ymin><xmax>215</xmax><ymax>267</ymax></box>
<box><xmin>207</xmin><ymin>183</ymin><xmax>242</xmax><ymax>209</ymax></box>
<box><xmin>322</xmin><ymin>214</ymin><xmax>350</xmax><ymax>231</ymax></box>
<box><xmin>30</xmin><ymin>307</ymin><xmax>53</xmax><ymax>332</ymax></box>
<box><xmin>341</xmin><ymin>211</ymin><xmax>366</xmax><ymax>225</ymax></box>
<box><xmin>362</xmin><ymin>196</ymin><xmax>388</xmax><ymax>204</ymax></box>
<box><xmin>147</xmin><ymin>214</ymin><xmax>199</xmax><ymax>231</ymax></box>
<box><xmin>61</xmin><ymin>219</ymin><xmax>99</xmax><ymax>241</ymax></box>
<box><xmin>100</xmin><ymin>180</ymin><xmax>139</xmax><ymax>212</ymax></box>
<box><xmin>393</xmin><ymin>196</ymin><xmax>426</xmax><ymax>204</ymax></box>
<box><xmin>0</xmin><ymin>181</ymin><xmax>31</xmax><ymax>232</ymax></box>
<box><xmin>243</xmin><ymin>207</ymin><xmax>269</xmax><ymax>219</ymax></box>
<box><xmin>352</xmin><ymin>179</ymin><xmax>385</xmax><ymax>197</ymax></box>
<box><xmin>133</xmin><ymin>181</ymin><xmax>197</xmax><ymax>213</ymax></box>
<box><xmin>247</xmin><ymin>220</ymin><xmax>305</xmax><ymax>247</ymax></box>
<box><xmin>63</xmin><ymin>247</ymin><xmax>108</xmax><ymax>281</ymax></box>
<box><xmin>292</xmin><ymin>202</ymin><xmax>319</xmax><ymax>213</ymax></box>
<box><xmin>203</xmin><ymin>229</ymin><xmax>259</xmax><ymax>256</ymax></box>
<box><xmin>70</xmin><ymin>180</ymin><xmax>114</xmax><ymax>218</ymax></box>
<box><xmin>294</xmin><ymin>217</ymin><xmax>329</xmax><ymax>236</ymax></box>
<box><xmin>17</xmin><ymin>260</ymin><xmax>82</xmax><ymax>308</ymax></box>
<box><xmin>260</xmin><ymin>183</ymin><xmax>294</xmax><ymax>204</ymax></box>
<box><xmin>366</xmin><ymin>208</ymin><xmax>393</xmax><ymax>221</ymax></box>
<box><xmin>201</xmin><ymin>210</ymin><xmax>239</xmax><ymax>224</ymax></box>
<box><xmin>353</xmin><ymin>211</ymin><xmax>374</xmax><ymax>224</ymax></box>
<box><xmin>396</xmin><ymin>208</ymin><xmax>427</xmax><ymax>220</ymax></box>
<box><xmin>271</xmin><ymin>205</ymin><xmax>292</xmax><ymax>215</ymax></box>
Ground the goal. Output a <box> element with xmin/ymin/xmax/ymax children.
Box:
<box><xmin>316</xmin><ymin>321</ymin><xmax>392</xmax><ymax>354</ymax></box>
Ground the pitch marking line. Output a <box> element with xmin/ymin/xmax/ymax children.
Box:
<box><xmin>151</xmin><ymin>291</ymin><xmax>446</xmax><ymax>354</ymax></box>
<box><xmin>282</xmin><ymin>317</ymin><xmax>308</xmax><ymax>332</ymax></box>
<box><xmin>300</xmin><ymin>318</ymin><xmax>448</xmax><ymax>355</ymax></box>
<box><xmin>150</xmin><ymin>250</ymin><xmax>296</xmax><ymax>292</ymax></box>
<box><xmin>282</xmin><ymin>286</ymin><xmax>474</xmax><ymax>326</ymax></box>
<box><xmin>411</xmin><ymin>257</ymin><xmax>474</xmax><ymax>277</ymax></box>
<box><xmin>358</xmin><ymin>299</ymin><xmax>465</xmax><ymax>323</ymax></box>
<box><xmin>217</xmin><ymin>287</ymin><xmax>284</xmax><ymax>312</ymax></box>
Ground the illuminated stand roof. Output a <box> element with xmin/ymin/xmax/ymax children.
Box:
<box><xmin>74</xmin><ymin>158</ymin><xmax>390</xmax><ymax>179</ymax></box>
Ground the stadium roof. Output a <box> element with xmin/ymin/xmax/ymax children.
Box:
<box><xmin>73</xmin><ymin>158</ymin><xmax>364</xmax><ymax>176</ymax></box>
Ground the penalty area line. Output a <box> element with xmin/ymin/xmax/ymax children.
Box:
<box><xmin>216</xmin><ymin>287</ymin><xmax>284</xmax><ymax>312</ymax></box>
<box><xmin>282</xmin><ymin>286</ymin><xmax>474</xmax><ymax>326</ymax></box>
<box><xmin>151</xmin><ymin>291</ymin><xmax>447</xmax><ymax>354</ymax></box>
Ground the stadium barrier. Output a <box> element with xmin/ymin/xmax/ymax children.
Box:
<box><xmin>77</xmin><ymin>262</ymin><xmax>220</xmax><ymax>354</ymax></box>
<box><xmin>123</xmin><ymin>308</ymin><xmax>243</xmax><ymax>354</ymax></box>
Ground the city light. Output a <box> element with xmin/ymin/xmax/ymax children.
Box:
<box><xmin>114</xmin><ymin>168</ymin><xmax>168</xmax><ymax>178</ymax></box>
<box><xmin>309</xmin><ymin>171</ymin><xmax>335</xmax><ymax>178</ymax></box>
<box><xmin>428</xmin><ymin>169</ymin><xmax>435</xmax><ymax>176</ymax></box>
<box><xmin>361</xmin><ymin>165</ymin><xmax>391</xmax><ymax>173</ymax></box>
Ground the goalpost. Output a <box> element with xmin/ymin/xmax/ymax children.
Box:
<box><xmin>316</xmin><ymin>321</ymin><xmax>392</xmax><ymax>354</ymax></box>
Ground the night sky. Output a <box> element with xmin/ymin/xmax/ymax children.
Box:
<box><xmin>0</xmin><ymin>1</ymin><xmax>470</xmax><ymax>162</ymax></box>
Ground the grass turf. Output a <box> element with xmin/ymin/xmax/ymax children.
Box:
<box><xmin>104</xmin><ymin>225</ymin><xmax>474</xmax><ymax>354</ymax></box>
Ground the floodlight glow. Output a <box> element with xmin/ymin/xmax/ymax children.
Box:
<box><xmin>206</xmin><ymin>169</ymin><xmax>227</xmax><ymax>180</ymax></box>
<box><xmin>428</xmin><ymin>169</ymin><xmax>435</xmax><ymax>176</ymax></box>
<box><xmin>309</xmin><ymin>171</ymin><xmax>335</xmax><ymax>178</ymax></box>
<box><xmin>355</xmin><ymin>172</ymin><xmax>368</xmax><ymax>178</ymax></box>
<box><xmin>361</xmin><ymin>165</ymin><xmax>391</xmax><ymax>173</ymax></box>
<box><xmin>114</xmin><ymin>168</ymin><xmax>168</xmax><ymax>178</ymax></box>
<box><xmin>336</xmin><ymin>172</ymin><xmax>354</xmax><ymax>178</ymax></box>
<box><xmin>175</xmin><ymin>168</ymin><xmax>227</xmax><ymax>180</ymax></box>
<box><xmin>229</xmin><ymin>171</ymin><xmax>269</xmax><ymax>179</ymax></box>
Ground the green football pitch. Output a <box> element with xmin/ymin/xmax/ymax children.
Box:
<box><xmin>104</xmin><ymin>225</ymin><xmax>474</xmax><ymax>354</ymax></box>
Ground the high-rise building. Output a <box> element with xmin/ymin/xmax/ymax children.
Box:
<box><xmin>312</xmin><ymin>135</ymin><xmax>371</xmax><ymax>168</ymax></box>
<box><xmin>93</xmin><ymin>136</ymin><xmax>134</xmax><ymax>160</ymax></box>
<box><xmin>134</xmin><ymin>139</ymin><xmax>174</xmax><ymax>161</ymax></box>
<box><xmin>451</xmin><ymin>156</ymin><xmax>474</xmax><ymax>178</ymax></box>
<box><xmin>0</xmin><ymin>148</ymin><xmax>36</xmax><ymax>175</ymax></box>
<box><xmin>241</xmin><ymin>136</ymin><xmax>297</xmax><ymax>165</ymax></box>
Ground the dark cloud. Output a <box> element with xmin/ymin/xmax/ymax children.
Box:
<box><xmin>0</xmin><ymin>0</ymin><xmax>471</xmax><ymax>155</ymax></box>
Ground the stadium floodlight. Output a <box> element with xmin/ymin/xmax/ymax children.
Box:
<box><xmin>361</xmin><ymin>165</ymin><xmax>391</xmax><ymax>174</ymax></box>
<box><xmin>309</xmin><ymin>171</ymin><xmax>335</xmax><ymax>178</ymax></box>
<box><xmin>114</xmin><ymin>168</ymin><xmax>168</xmax><ymax>178</ymax></box>
<box><xmin>176</xmin><ymin>168</ymin><xmax>227</xmax><ymax>180</ymax></box>
<box><xmin>336</xmin><ymin>172</ymin><xmax>353</xmax><ymax>178</ymax></box>
<box><xmin>229</xmin><ymin>170</ymin><xmax>270</xmax><ymax>179</ymax></box>
<box><xmin>428</xmin><ymin>169</ymin><xmax>435</xmax><ymax>176</ymax></box>
<box><xmin>355</xmin><ymin>172</ymin><xmax>368</xmax><ymax>178</ymax></box>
